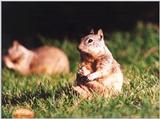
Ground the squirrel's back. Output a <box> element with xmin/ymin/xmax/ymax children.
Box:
<box><xmin>3</xmin><ymin>41</ymin><xmax>70</xmax><ymax>75</ymax></box>
<box><xmin>30</xmin><ymin>46</ymin><xmax>70</xmax><ymax>74</ymax></box>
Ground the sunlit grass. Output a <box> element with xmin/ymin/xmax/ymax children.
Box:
<box><xmin>2</xmin><ymin>22</ymin><xmax>159</xmax><ymax>118</ymax></box>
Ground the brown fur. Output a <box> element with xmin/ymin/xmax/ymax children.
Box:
<box><xmin>3</xmin><ymin>41</ymin><xmax>70</xmax><ymax>75</ymax></box>
<box><xmin>73</xmin><ymin>29</ymin><xmax>123</xmax><ymax>99</ymax></box>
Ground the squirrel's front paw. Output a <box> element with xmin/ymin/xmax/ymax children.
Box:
<box><xmin>87</xmin><ymin>74</ymin><xmax>96</xmax><ymax>81</ymax></box>
<box><xmin>78</xmin><ymin>68</ymin><xmax>84</xmax><ymax>76</ymax></box>
<box><xmin>78</xmin><ymin>67</ymin><xmax>90</xmax><ymax>76</ymax></box>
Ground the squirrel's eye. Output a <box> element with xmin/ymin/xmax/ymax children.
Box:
<box><xmin>88</xmin><ymin>39</ymin><xmax>93</xmax><ymax>43</ymax></box>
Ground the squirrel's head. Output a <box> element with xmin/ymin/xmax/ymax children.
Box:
<box><xmin>8</xmin><ymin>40</ymin><xmax>24</xmax><ymax>60</ymax></box>
<box><xmin>78</xmin><ymin>29</ymin><xmax>106</xmax><ymax>57</ymax></box>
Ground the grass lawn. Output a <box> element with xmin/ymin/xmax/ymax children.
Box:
<box><xmin>2</xmin><ymin>22</ymin><xmax>159</xmax><ymax>118</ymax></box>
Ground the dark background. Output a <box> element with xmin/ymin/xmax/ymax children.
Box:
<box><xmin>2</xmin><ymin>2</ymin><xmax>159</xmax><ymax>48</ymax></box>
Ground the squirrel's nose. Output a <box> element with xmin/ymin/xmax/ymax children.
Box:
<box><xmin>77</xmin><ymin>44</ymin><xmax>82</xmax><ymax>51</ymax></box>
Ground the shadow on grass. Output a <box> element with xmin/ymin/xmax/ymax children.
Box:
<box><xmin>2</xmin><ymin>88</ymin><xmax>52</xmax><ymax>106</ymax></box>
<box><xmin>54</xmin><ymin>83</ymin><xmax>78</xmax><ymax>101</ymax></box>
<box><xmin>2</xmin><ymin>83</ymin><xmax>78</xmax><ymax>106</ymax></box>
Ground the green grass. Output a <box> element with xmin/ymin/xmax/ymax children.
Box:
<box><xmin>2</xmin><ymin>22</ymin><xmax>159</xmax><ymax>118</ymax></box>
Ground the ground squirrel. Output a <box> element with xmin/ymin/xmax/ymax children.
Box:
<box><xmin>73</xmin><ymin>29</ymin><xmax>123</xmax><ymax>98</ymax></box>
<box><xmin>3</xmin><ymin>40</ymin><xmax>70</xmax><ymax>75</ymax></box>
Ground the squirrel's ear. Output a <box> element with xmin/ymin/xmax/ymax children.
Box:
<box><xmin>97</xmin><ymin>29</ymin><xmax>104</xmax><ymax>40</ymax></box>
<box><xmin>90</xmin><ymin>29</ymin><xmax>94</xmax><ymax>34</ymax></box>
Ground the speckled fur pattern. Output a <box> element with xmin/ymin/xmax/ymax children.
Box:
<box><xmin>73</xmin><ymin>29</ymin><xmax>123</xmax><ymax>99</ymax></box>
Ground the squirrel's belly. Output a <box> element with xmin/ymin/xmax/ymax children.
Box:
<box><xmin>99</xmin><ymin>71</ymin><xmax>123</xmax><ymax>92</ymax></box>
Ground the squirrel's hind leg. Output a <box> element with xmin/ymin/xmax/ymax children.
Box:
<box><xmin>72</xmin><ymin>85</ymin><xmax>92</xmax><ymax>99</ymax></box>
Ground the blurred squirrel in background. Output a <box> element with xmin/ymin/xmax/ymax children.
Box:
<box><xmin>3</xmin><ymin>40</ymin><xmax>70</xmax><ymax>75</ymax></box>
<box><xmin>73</xmin><ymin>29</ymin><xmax>123</xmax><ymax>98</ymax></box>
